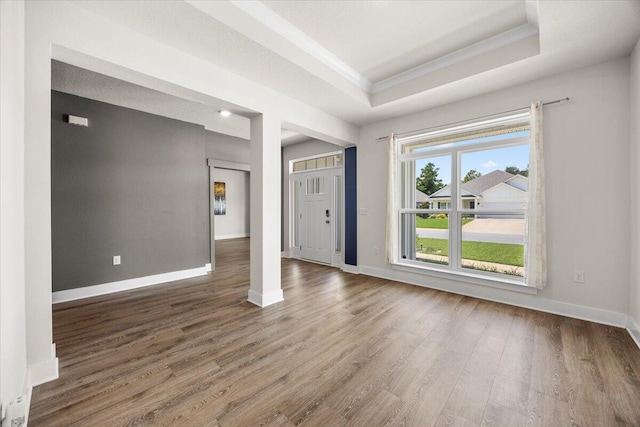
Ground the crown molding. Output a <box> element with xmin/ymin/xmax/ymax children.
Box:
<box><xmin>229</xmin><ymin>0</ymin><xmax>373</xmax><ymax>93</ymax></box>
<box><xmin>191</xmin><ymin>0</ymin><xmax>540</xmax><ymax>105</ymax></box>
<box><xmin>372</xmin><ymin>23</ymin><xmax>539</xmax><ymax>94</ymax></box>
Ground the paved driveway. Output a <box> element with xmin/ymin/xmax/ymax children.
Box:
<box><xmin>462</xmin><ymin>218</ymin><xmax>525</xmax><ymax>235</ymax></box>
<box><xmin>417</xmin><ymin>218</ymin><xmax>525</xmax><ymax>244</ymax></box>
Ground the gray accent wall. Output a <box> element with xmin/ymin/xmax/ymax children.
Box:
<box><xmin>52</xmin><ymin>91</ymin><xmax>207</xmax><ymax>291</ymax></box>
<box><xmin>205</xmin><ymin>131</ymin><xmax>250</xmax><ymax>163</ymax></box>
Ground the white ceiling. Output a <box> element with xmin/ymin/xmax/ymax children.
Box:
<box><xmin>68</xmin><ymin>0</ymin><xmax>640</xmax><ymax>132</ymax></box>
<box><xmin>262</xmin><ymin>0</ymin><xmax>527</xmax><ymax>81</ymax></box>
<box><xmin>52</xmin><ymin>60</ymin><xmax>251</xmax><ymax>139</ymax></box>
<box><xmin>52</xmin><ymin>61</ymin><xmax>312</xmax><ymax>146</ymax></box>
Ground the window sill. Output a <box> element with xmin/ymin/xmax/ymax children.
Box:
<box><xmin>391</xmin><ymin>262</ymin><xmax>538</xmax><ymax>295</ymax></box>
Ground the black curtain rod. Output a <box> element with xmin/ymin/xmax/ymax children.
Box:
<box><xmin>375</xmin><ymin>97</ymin><xmax>570</xmax><ymax>141</ymax></box>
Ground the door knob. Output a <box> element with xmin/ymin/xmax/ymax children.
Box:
<box><xmin>325</xmin><ymin>220</ymin><xmax>330</xmax><ymax>224</ymax></box>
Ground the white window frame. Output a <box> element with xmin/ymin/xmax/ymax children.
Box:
<box><xmin>395</xmin><ymin>126</ymin><xmax>531</xmax><ymax>287</ymax></box>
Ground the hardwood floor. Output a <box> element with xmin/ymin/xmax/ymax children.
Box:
<box><xmin>31</xmin><ymin>238</ymin><xmax>640</xmax><ymax>426</ymax></box>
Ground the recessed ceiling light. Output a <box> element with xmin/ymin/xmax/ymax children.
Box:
<box><xmin>219</xmin><ymin>110</ymin><xmax>232</xmax><ymax>117</ymax></box>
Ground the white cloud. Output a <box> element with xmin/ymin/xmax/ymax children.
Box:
<box><xmin>482</xmin><ymin>160</ymin><xmax>497</xmax><ymax>169</ymax></box>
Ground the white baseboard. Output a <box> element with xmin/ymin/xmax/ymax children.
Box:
<box><xmin>247</xmin><ymin>289</ymin><xmax>284</xmax><ymax>308</ymax></box>
<box><xmin>205</xmin><ymin>263</ymin><xmax>212</xmax><ymax>272</ymax></box>
<box><xmin>29</xmin><ymin>344</ymin><xmax>59</xmax><ymax>387</ymax></box>
<box><xmin>358</xmin><ymin>265</ymin><xmax>629</xmax><ymax>328</ymax></box>
<box><xmin>215</xmin><ymin>233</ymin><xmax>249</xmax><ymax>240</ymax></box>
<box><xmin>23</xmin><ymin>368</ymin><xmax>32</xmax><ymax>427</ymax></box>
<box><xmin>628</xmin><ymin>316</ymin><xmax>640</xmax><ymax>350</ymax></box>
<box><xmin>342</xmin><ymin>264</ymin><xmax>359</xmax><ymax>274</ymax></box>
<box><xmin>13</xmin><ymin>345</ymin><xmax>57</xmax><ymax>427</ymax></box>
<box><xmin>52</xmin><ymin>266</ymin><xmax>208</xmax><ymax>303</ymax></box>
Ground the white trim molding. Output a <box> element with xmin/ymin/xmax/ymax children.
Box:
<box><xmin>372</xmin><ymin>23</ymin><xmax>539</xmax><ymax>93</ymax></box>
<box><xmin>209</xmin><ymin>159</ymin><xmax>251</xmax><ymax>172</ymax></box>
<box><xmin>247</xmin><ymin>289</ymin><xmax>284</xmax><ymax>308</ymax></box>
<box><xmin>391</xmin><ymin>263</ymin><xmax>536</xmax><ymax>295</ymax></box>
<box><xmin>358</xmin><ymin>265</ymin><xmax>629</xmax><ymax>328</ymax></box>
<box><xmin>17</xmin><ymin>345</ymin><xmax>58</xmax><ymax>426</ymax></box>
<box><xmin>193</xmin><ymin>0</ymin><xmax>540</xmax><ymax>104</ymax></box>
<box><xmin>29</xmin><ymin>344</ymin><xmax>59</xmax><ymax>387</ymax></box>
<box><xmin>215</xmin><ymin>233</ymin><xmax>250</xmax><ymax>240</ymax></box>
<box><xmin>229</xmin><ymin>0</ymin><xmax>372</xmax><ymax>93</ymax></box>
<box><xmin>205</xmin><ymin>263</ymin><xmax>212</xmax><ymax>272</ymax></box>
<box><xmin>628</xmin><ymin>316</ymin><xmax>640</xmax><ymax>350</ymax></box>
<box><xmin>52</xmin><ymin>266</ymin><xmax>208</xmax><ymax>303</ymax></box>
<box><xmin>342</xmin><ymin>264</ymin><xmax>359</xmax><ymax>274</ymax></box>
<box><xmin>23</xmin><ymin>368</ymin><xmax>33</xmax><ymax>427</ymax></box>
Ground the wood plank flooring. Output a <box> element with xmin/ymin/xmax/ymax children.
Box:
<box><xmin>30</xmin><ymin>238</ymin><xmax>640</xmax><ymax>426</ymax></box>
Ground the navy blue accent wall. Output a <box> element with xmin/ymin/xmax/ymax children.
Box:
<box><xmin>344</xmin><ymin>146</ymin><xmax>357</xmax><ymax>266</ymax></box>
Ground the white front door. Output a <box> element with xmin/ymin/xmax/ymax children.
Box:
<box><xmin>300</xmin><ymin>169</ymin><xmax>331</xmax><ymax>264</ymax></box>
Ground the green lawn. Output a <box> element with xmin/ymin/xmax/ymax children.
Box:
<box><xmin>416</xmin><ymin>237</ymin><xmax>524</xmax><ymax>267</ymax></box>
<box><xmin>415</xmin><ymin>217</ymin><xmax>473</xmax><ymax>229</ymax></box>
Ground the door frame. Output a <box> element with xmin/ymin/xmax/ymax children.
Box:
<box><xmin>289</xmin><ymin>161</ymin><xmax>344</xmax><ymax>268</ymax></box>
<box><xmin>207</xmin><ymin>159</ymin><xmax>251</xmax><ymax>271</ymax></box>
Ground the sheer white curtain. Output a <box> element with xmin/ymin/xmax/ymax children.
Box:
<box><xmin>526</xmin><ymin>102</ymin><xmax>547</xmax><ymax>289</ymax></box>
<box><xmin>385</xmin><ymin>134</ymin><xmax>398</xmax><ymax>264</ymax></box>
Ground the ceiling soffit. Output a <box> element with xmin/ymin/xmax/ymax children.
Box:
<box><xmin>188</xmin><ymin>0</ymin><xmax>540</xmax><ymax>107</ymax></box>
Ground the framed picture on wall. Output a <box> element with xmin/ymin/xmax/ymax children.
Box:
<box><xmin>214</xmin><ymin>182</ymin><xmax>226</xmax><ymax>215</ymax></box>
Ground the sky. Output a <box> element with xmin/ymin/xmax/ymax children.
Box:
<box><xmin>414</xmin><ymin>131</ymin><xmax>530</xmax><ymax>185</ymax></box>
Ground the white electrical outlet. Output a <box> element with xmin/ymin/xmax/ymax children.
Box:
<box><xmin>573</xmin><ymin>270</ymin><xmax>584</xmax><ymax>283</ymax></box>
<box><xmin>5</xmin><ymin>395</ymin><xmax>26</xmax><ymax>427</ymax></box>
<box><xmin>113</xmin><ymin>255</ymin><xmax>121</xmax><ymax>266</ymax></box>
<box><xmin>360</xmin><ymin>208</ymin><xmax>368</xmax><ymax>215</ymax></box>
<box><xmin>374</xmin><ymin>247</ymin><xmax>379</xmax><ymax>255</ymax></box>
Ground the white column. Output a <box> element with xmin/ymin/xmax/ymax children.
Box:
<box><xmin>24</xmin><ymin>0</ymin><xmax>58</xmax><ymax>385</ymax></box>
<box><xmin>1</xmin><ymin>0</ymin><xmax>28</xmax><ymax>405</ymax></box>
<box><xmin>248</xmin><ymin>113</ymin><xmax>283</xmax><ymax>307</ymax></box>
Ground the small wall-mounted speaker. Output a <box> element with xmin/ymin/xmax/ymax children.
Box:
<box><xmin>64</xmin><ymin>114</ymin><xmax>89</xmax><ymax>127</ymax></box>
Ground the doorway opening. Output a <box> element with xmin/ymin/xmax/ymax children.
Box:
<box><xmin>289</xmin><ymin>152</ymin><xmax>343</xmax><ymax>266</ymax></box>
<box><xmin>207</xmin><ymin>160</ymin><xmax>251</xmax><ymax>271</ymax></box>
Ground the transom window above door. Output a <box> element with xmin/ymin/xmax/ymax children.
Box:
<box><xmin>292</xmin><ymin>154</ymin><xmax>342</xmax><ymax>172</ymax></box>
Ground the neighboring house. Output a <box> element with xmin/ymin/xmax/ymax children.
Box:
<box><xmin>425</xmin><ymin>170</ymin><xmax>527</xmax><ymax>216</ymax></box>
<box><xmin>415</xmin><ymin>189</ymin><xmax>429</xmax><ymax>208</ymax></box>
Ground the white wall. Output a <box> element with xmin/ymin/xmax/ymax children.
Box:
<box><xmin>213</xmin><ymin>168</ymin><xmax>250</xmax><ymax>240</ymax></box>
<box><xmin>282</xmin><ymin>139</ymin><xmax>343</xmax><ymax>253</ymax></box>
<box><xmin>629</xmin><ymin>37</ymin><xmax>640</xmax><ymax>339</ymax></box>
<box><xmin>22</xmin><ymin>0</ymin><xmax>356</xmax><ymax>382</ymax></box>
<box><xmin>205</xmin><ymin>131</ymin><xmax>250</xmax><ymax>164</ymax></box>
<box><xmin>0</xmin><ymin>0</ymin><xmax>28</xmax><ymax>412</ymax></box>
<box><xmin>15</xmin><ymin>2</ymin><xmax>639</xmax><ymax>399</ymax></box>
<box><xmin>358</xmin><ymin>58</ymin><xmax>631</xmax><ymax>325</ymax></box>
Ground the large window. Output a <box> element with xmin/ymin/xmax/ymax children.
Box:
<box><xmin>396</xmin><ymin>111</ymin><xmax>531</xmax><ymax>282</ymax></box>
